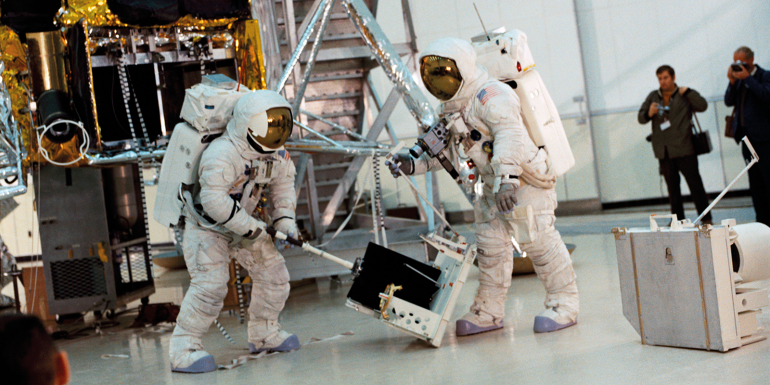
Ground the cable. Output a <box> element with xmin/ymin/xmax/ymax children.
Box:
<box><xmin>213</xmin><ymin>318</ymin><xmax>236</xmax><ymax>345</ymax></box>
<box><xmin>372</xmin><ymin>152</ymin><xmax>387</xmax><ymax>247</ymax></box>
<box><xmin>109</xmin><ymin>66</ymin><xmax>131</xmax><ymax>136</ymax></box>
<box><xmin>234</xmin><ymin>263</ymin><xmax>245</xmax><ymax>324</ymax></box>
<box><xmin>117</xmin><ymin>56</ymin><xmax>154</xmax><ymax>273</ymax></box>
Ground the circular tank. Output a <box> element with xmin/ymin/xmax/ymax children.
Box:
<box><xmin>731</xmin><ymin>223</ymin><xmax>770</xmax><ymax>283</ymax></box>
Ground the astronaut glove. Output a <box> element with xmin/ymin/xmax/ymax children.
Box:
<box><xmin>385</xmin><ymin>154</ymin><xmax>414</xmax><ymax>178</ymax></box>
<box><xmin>274</xmin><ymin>217</ymin><xmax>300</xmax><ymax>249</ymax></box>
<box><xmin>494</xmin><ymin>183</ymin><xmax>519</xmax><ymax>214</ymax></box>
<box><xmin>240</xmin><ymin>220</ymin><xmax>269</xmax><ymax>250</ymax></box>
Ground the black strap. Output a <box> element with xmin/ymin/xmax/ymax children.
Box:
<box><xmin>220</xmin><ymin>201</ymin><xmax>239</xmax><ymax>225</ymax></box>
<box><xmin>692</xmin><ymin>113</ymin><xmax>703</xmax><ymax>134</ymax></box>
<box><xmin>273</xmin><ymin>216</ymin><xmax>294</xmax><ymax>225</ymax></box>
<box><xmin>739</xmin><ymin>85</ymin><xmax>747</xmax><ymax>128</ymax></box>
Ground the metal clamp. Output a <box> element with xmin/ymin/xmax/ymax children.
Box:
<box><xmin>379</xmin><ymin>284</ymin><xmax>402</xmax><ymax>320</ymax></box>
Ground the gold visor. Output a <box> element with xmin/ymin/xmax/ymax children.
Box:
<box><xmin>252</xmin><ymin>107</ymin><xmax>293</xmax><ymax>149</ymax></box>
<box><xmin>420</xmin><ymin>55</ymin><xmax>462</xmax><ymax>100</ymax></box>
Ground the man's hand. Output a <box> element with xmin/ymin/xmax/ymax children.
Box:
<box><xmin>648</xmin><ymin>102</ymin><xmax>660</xmax><ymax>118</ymax></box>
<box><xmin>733</xmin><ymin>65</ymin><xmax>750</xmax><ymax>80</ymax></box>
<box><xmin>678</xmin><ymin>86</ymin><xmax>688</xmax><ymax>95</ymax></box>
<box><xmin>274</xmin><ymin>218</ymin><xmax>300</xmax><ymax>249</ymax></box>
<box><xmin>728</xmin><ymin>67</ymin><xmax>737</xmax><ymax>84</ymax></box>
<box><xmin>385</xmin><ymin>154</ymin><xmax>414</xmax><ymax>178</ymax></box>
<box><xmin>495</xmin><ymin>183</ymin><xmax>518</xmax><ymax>214</ymax></box>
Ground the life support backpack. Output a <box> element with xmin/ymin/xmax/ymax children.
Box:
<box><xmin>153</xmin><ymin>82</ymin><xmax>248</xmax><ymax>228</ymax></box>
<box><xmin>473</xmin><ymin>29</ymin><xmax>575</xmax><ymax>177</ymax></box>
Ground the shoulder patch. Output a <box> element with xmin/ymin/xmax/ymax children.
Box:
<box><xmin>278</xmin><ymin>150</ymin><xmax>290</xmax><ymax>161</ymax></box>
<box><xmin>477</xmin><ymin>86</ymin><xmax>502</xmax><ymax>106</ymax></box>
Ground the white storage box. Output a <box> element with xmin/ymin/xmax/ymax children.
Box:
<box><xmin>612</xmin><ymin>217</ymin><xmax>768</xmax><ymax>352</ymax></box>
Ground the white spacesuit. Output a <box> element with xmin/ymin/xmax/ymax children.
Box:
<box><xmin>388</xmin><ymin>38</ymin><xmax>579</xmax><ymax>336</ymax></box>
<box><xmin>0</xmin><ymin>236</ymin><xmax>17</xmax><ymax>308</ymax></box>
<box><xmin>169</xmin><ymin>90</ymin><xmax>300</xmax><ymax>373</ymax></box>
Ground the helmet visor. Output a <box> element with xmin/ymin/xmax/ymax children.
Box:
<box><xmin>420</xmin><ymin>55</ymin><xmax>462</xmax><ymax>100</ymax></box>
<box><xmin>251</xmin><ymin>107</ymin><xmax>293</xmax><ymax>149</ymax></box>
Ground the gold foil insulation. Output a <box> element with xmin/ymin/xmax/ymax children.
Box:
<box><xmin>233</xmin><ymin>20</ymin><xmax>266</xmax><ymax>90</ymax></box>
<box><xmin>26</xmin><ymin>31</ymin><xmax>68</xmax><ymax>98</ymax></box>
<box><xmin>0</xmin><ymin>26</ymin><xmax>34</xmax><ymax>167</ymax></box>
<box><xmin>39</xmin><ymin>134</ymin><xmax>89</xmax><ymax>167</ymax></box>
<box><xmin>57</xmin><ymin>0</ymin><xmax>239</xmax><ymax>29</ymax></box>
<box><xmin>2</xmin><ymin>2</ymin><xmax>266</xmax><ymax>167</ymax></box>
<box><xmin>0</xmin><ymin>27</ymin><xmax>86</xmax><ymax>167</ymax></box>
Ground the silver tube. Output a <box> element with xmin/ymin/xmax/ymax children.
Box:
<box><xmin>291</xmin><ymin>0</ymin><xmax>336</xmax><ymax>113</ymax></box>
<box><xmin>86</xmin><ymin>149</ymin><xmax>166</xmax><ymax>166</ymax></box>
<box><xmin>274</xmin><ymin>0</ymin><xmax>332</xmax><ymax>92</ymax></box>
<box><xmin>342</xmin><ymin>0</ymin><xmax>438</xmax><ymax>128</ymax></box>
<box><xmin>0</xmin><ymin>185</ymin><xmax>26</xmax><ymax>200</ymax></box>
<box><xmin>293</xmin><ymin>121</ymin><xmax>343</xmax><ymax>147</ymax></box>
<box><xmin>0</xmin><ymin>167</ymin><xmax>17</xmax><ymax>179</ymax></box>
<box><xmin>251</xmin><ymin>0</ymin><xmax>283</xmax><ymax>90</ymax></box>
<box><xmin>290</xmin><ymin>139</ymin><xmax>389</xmax><ymax>148</ymax></box>
<box><xmin>284</xmin><ymin>143</ymin><xmax>395</xmax><ymax>156</ymax></box>
<box><xmin>300</xmin><ymin>109</ymin><xmax>380</xmax><ymax>144</ymax></box>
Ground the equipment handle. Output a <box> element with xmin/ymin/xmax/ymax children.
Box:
<box><xmin>267</xmin><ymin>227</ymin><xmax>355</xmax><ymax>270</ymax></box>
<box><xmin>266</xmin><ymin>227</ymin><xmax>303</xmax><ymax>246</ymax></box>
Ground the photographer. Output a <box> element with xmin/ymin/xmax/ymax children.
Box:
<box><xmin>638</xmin><ymin>65</ymin><xmax>712</xmax><ymax>224</ymax></box>
<box><xmin>725</xmin><ymin>46</ymin><xmax>770</xmax><ymax>225</ymax></box>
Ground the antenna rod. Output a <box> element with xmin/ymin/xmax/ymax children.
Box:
<box><xmin>473</xmin><ymin>3</ymin><xmax>491</xmax><ymax>41</ymax></box>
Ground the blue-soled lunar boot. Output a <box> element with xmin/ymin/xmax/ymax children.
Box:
<box><xmin>533</xmin><ymin>308</ymin><xmax>577</xmax><ymax>333</ymax></box>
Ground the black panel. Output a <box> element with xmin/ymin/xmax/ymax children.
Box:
<box><xmin>50</xmin><ymin>258</ymin><xmax>108</xmax><ymax>300</ymax></box>
<box><xmin>347</xmin><ymin>243</ymin><xmax>441</xmax><ymax>310</ymax></box>
<box><xmin>182</xmin><ymin>0</ymin><xmax>250</xmax><ymax>19</ymax></box>
<box><xmin>92</xmin><ymin>65</ymin><xmax>162</xmax><ymax>142</ymax></box>
<box><xmin>106</xmin><ymin>0</ymin><xmax>181</xmax><ymax>26</ymax></box>
<box><xmin>66</xmin><ymin>20</ymin><xmax>99</xmax><ymax>148</ymax></box>
<box><xmin>0</xmin><ymin>0</ymin><xmax>60</xmax><ymax>34</ymax></box>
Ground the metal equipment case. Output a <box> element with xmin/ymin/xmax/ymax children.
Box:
<box><xmin>37</xmin><ymin>165</ymin><xmax>154</xmax><ymax>317</ymax></box>
<box><xmin>613</xmin><ymin>217</ymin><xmax>768</xmax><ymax>351</ymax></box>
<box><xmin>346</xmin><ymin>232</ymin><xmax>476</xmax><ymax>347</ymax></box>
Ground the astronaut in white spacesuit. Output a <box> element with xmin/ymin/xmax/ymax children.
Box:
<box><xmin>0</xmin><ymin>236</ymin><xmax>17</xmax><ymax>308</ymax></box>
<box><xmin>388</xmin><ymin>38</ymin><xmax>579</xmax><ymax>336</ymax></box>
<box><xmin>170</xmin><ymin>90</ymin><xmax>300</xmax><ymax>373</ymax></box>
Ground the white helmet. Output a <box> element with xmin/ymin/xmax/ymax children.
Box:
<box><xmin>227</xmin><ymin>90</ymin><xmax>294</xmax><ymax>153</ymax></box>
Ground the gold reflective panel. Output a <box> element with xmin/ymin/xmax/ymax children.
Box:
<box><xmin>420</xmin><ymin>55</ymin><xmax>462</xmax><ymax>101</ymax></box>
<box><xmin>233</xmin><ymin>20</ymin><xmax>266</xmax><ymax>91</ymax></box>
<box><xmin>252</xmin><ymin>107</ymin><xmax>293</xmax><ymax>149</ymax></box>
<box><xmin>58</xmin><ymin>0</ymin><xmax>237</xmax><ymax>28</ymax></box>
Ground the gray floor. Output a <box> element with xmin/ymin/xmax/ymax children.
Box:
<box><xmin>59</xmin><ymin>199</ymin><xmax>770</xmax><ymax>384</ymax></box>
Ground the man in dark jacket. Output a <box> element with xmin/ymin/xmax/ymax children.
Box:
<box><xmin>639</xmin><ymin>65</ymin><xmax>712</xmax><ymax>224</ymax></box>
<box><xmin>725</xmin><ymin>46</ymin><xmax>770</xmax><ymax>226</ymax></box>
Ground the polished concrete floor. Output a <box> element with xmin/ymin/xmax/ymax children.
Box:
<box><xmin>54</xmin><ymin>200</ymin><xmax>770</xmax><ymax>384</ymax></box>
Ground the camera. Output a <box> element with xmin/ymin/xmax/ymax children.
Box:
<box><xmin>410</xmin><ymin>118</ymin><xmax>451</xmax><ymax>159</ymax></box>
<box><xmin>409</xmin><ymin>117</ymin><xmax>459</xmax><ymax>179</ymax></box>
<box><xmin>731</xmin><ymin>61</ymin><xmax>745</xmax><ymax>72</ymax></box>
<box><xmin>657</xmin><ymin>105</ymin><xmax>670</xmax><ymax>116</ymax></box>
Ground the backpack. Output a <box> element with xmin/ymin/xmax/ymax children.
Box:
<box><xmin>473</xmin><ymin>29</ymin><xmax>575</xmax><ymax>176</ymax></box>
<box><xmin>153</xmin><ymin>82</ymin><xmax>248</xmax><ymax>228</ymax></box>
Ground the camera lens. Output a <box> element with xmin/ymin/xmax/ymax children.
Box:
<box><xmin>409</xmin><ymin>143</ymin><xmax>426</xmax><ymax>158</ymax></box>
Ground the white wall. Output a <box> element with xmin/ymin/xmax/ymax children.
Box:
<box><xmin>0</xmin><ymin>175</ymin><xmax>41</xmax><ymax>256</ymax></box>
<box><xmin>576</xmin><ymin>0</ymin><xmax>770</xmax><ymax>203</ymax></box>
<box><xmin>576</xmin><ymin>0</ymin><xmax>770</xmax><ymax>113</ymax></box>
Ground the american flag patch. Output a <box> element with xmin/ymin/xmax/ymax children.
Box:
<box><xmin>278</xmin><ymin>150</ymin><xmax>290</xmax><ymax>161</ymax></box>
<box><xmin>477</xmin><ymin>86</ymin><xmax>501</xmax><ymax>105</ymax></box>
